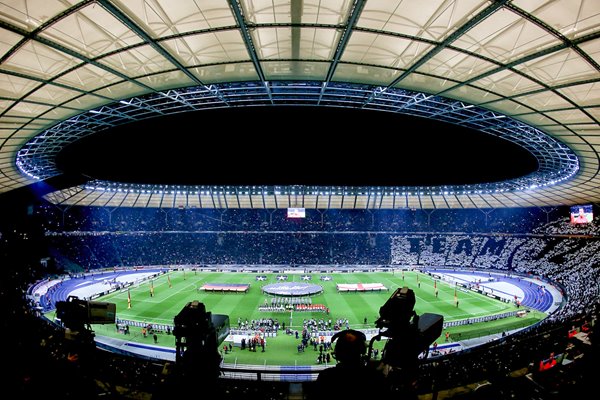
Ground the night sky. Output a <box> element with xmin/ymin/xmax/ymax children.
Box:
<box><xmin>56</xmin><ymin>106</ymin><xmax>538</xmax><ymax>187</ymax></box>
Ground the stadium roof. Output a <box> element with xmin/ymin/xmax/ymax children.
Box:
<box><xmin>1</xmin><ymin>0</ymin><xmax>599</xmax><ymax>209</ymax></box>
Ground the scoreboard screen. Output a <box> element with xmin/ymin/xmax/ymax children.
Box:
<box><xmin>287</xmin><ymin>207</ymin><xmax>305</xmax><ymax>218</ymax></box>
<box><xmin>570</xmin><ymin>204</ymin><xmax>593</xmax><ymax>224</ymax></box>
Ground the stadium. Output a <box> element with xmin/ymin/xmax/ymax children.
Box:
<box><xmin>1</xmin><ymin>1</ymin><xmax>599</xmax><ymax>399</ymax></box>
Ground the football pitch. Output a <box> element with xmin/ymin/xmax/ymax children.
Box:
<box><xmin>86</xmin><ymin>270</ymin><xmax>544</xmax><ymax>366</ymax></box>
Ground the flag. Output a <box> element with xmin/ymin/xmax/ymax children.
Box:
<box><xmin>434</xmin><ymin>280</ymin><xmax>437</xmax><ymax>289</ymax></box>
<box><xmin>150</xmin><ymin>280</ymin><xmax>154</xmax><ymax>297</ymax></box>
<box><xmin>127</xmin><ymin>288</ymin><xmax>131</xmax><ymax>309</ymax></box>
<box><xmin>454</xmin><ymin>286</ymin><xmax>457</xmax><ymax>302</ymax></box>
<box><xmin>168</xmin><ymin>274</ymin><xmax>172</xmax><ymax>288</ymax></box>
<box><xmin>183</xmin><ymin>270</ymin><xmax>186</xmax><ymax>280</ymax></box>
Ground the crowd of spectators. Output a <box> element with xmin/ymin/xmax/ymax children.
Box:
<box><xmin>390</xmin><ymin>233</ymin><xmax>599</xmax><ymax>322</ymax></box>
<box><xmin>45</xmin><ymin>231</ymin><xmax>389</xmax><ymax>268</ymax></box>
<box><xmin>415</xmin><ymin>307</ymin><xmax>598</xmax><ymax>397</ymax></box>
<box><xmin>37</xmin><ymin>204</ymin><xmax>571</xmax><ymax>234</ymax></box>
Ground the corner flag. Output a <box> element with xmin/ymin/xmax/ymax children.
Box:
<box><xmin>127</xmin><ymin>288</ymin><xmax>131</xmax><ymax>309</ymax></box>
<box><xmin>150</xmin><ymin>280</ymin><xmax>154</xmax><ymax>297</ymax></box>
<box><xmin>168</xmin><ymin>274</ymin><xmax>172</xmax><ymax>288</ymax></box>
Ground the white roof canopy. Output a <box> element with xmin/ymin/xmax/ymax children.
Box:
<box><xmin>0</xmin><ymin>0</ymin><xmax>599</xmax><ymax>208</ymax></box>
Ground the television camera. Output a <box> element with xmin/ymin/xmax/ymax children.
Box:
<box><xmin>55</xmin><ymin>295</ymin><xmax>116</xmax><ymax>364</ymax></box>
<box><xmin>369</xmin><ymin>286</ymin><xmax>443</xmax><ymax>393</ymax></box>
<box><xmin>55</xmin><ymin>295</ymin><xmax>116</xmax><ymax>330</ymax></box>
<box><xmin>173</xmin><ymin>300</ymin><xmax>230</xmax><ymax>380</ymax></box>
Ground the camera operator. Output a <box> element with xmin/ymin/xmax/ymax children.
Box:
<box><xmin>312</xmin><ymin>329</ymin><xmax>388</xmax><ymax>399</ymax></box>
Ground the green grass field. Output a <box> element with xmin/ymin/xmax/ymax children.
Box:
<box><xmin>64</xmin><ymin>270</ymin><xmax>545</xmax><ymax>366</ymax></box>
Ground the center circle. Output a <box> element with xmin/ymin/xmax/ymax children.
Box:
<box><xmin>261</xmin><ymin>282</ymin><xmax>323</xmax><ymax>297</ymax></box>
